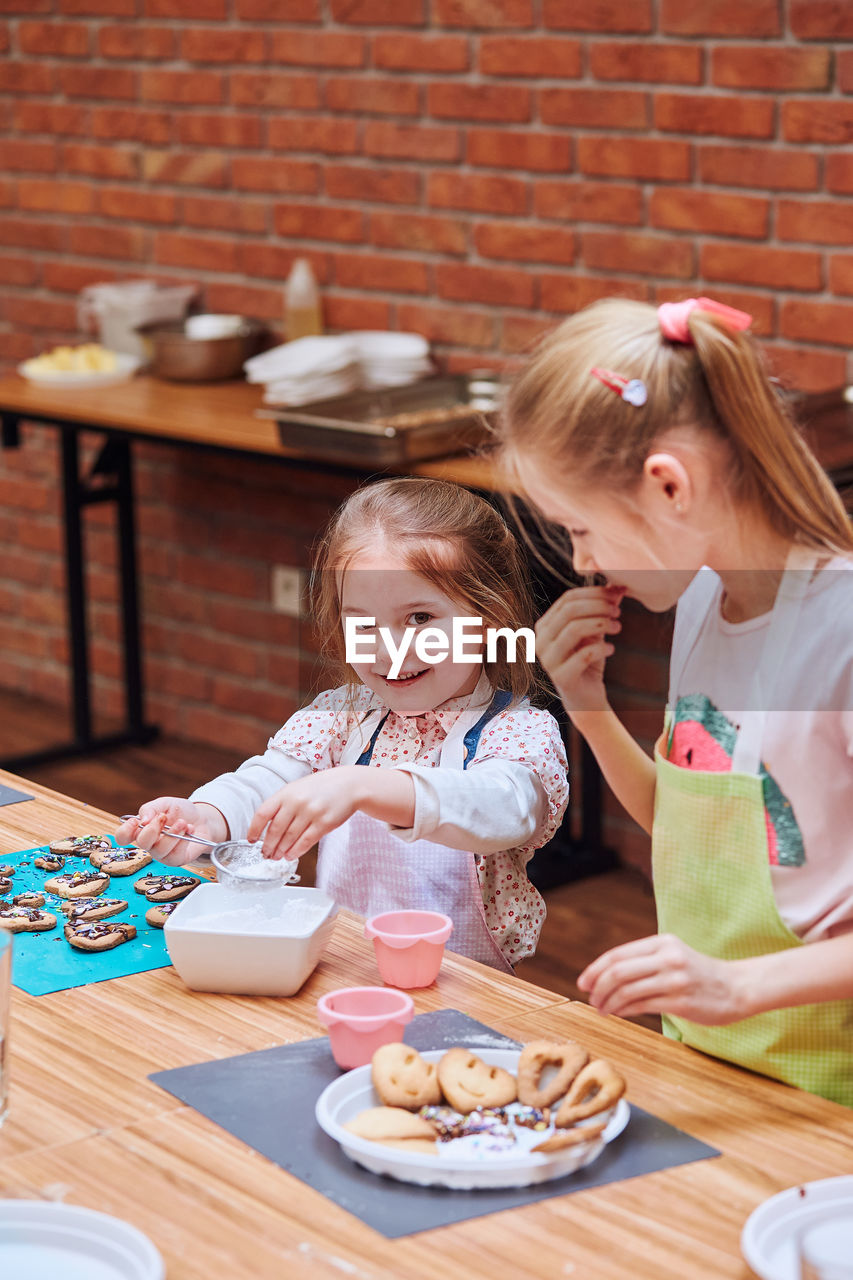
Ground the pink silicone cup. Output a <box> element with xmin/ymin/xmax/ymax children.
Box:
<box><xmin>316</xmin><ymin>985</ymin><xmax>415</xmax><ymax>1069</ymax></box>
<box><xmin>364</xmin><ymin>910</ymin><xmax>453</xmax><ymax>989</ymax></box>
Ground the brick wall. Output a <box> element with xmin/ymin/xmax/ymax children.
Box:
<box><xmin>2</xmin><ymin>1</ymin><xmax>851</xmax><ymax>868</ymax></box>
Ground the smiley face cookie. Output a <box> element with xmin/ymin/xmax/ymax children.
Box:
<box><xmin>0</xmin><ymin>906</ymin><xmax>57</xmax><ymax>933</ymax></box>
<box><xmin>60</xmin><ymin>896</ymin><xmax>128</xmax><ymax>922</ymax></box>
<box><xmin>144</xmin><ymin>900</ymin><xmax>181</xmax><ymax>928</ymax></box>
<box><xmin>44</xmin><ymin>869</ymin><xmax>111</xmax><ymax>899</ymax></box>
<box><xmin>64</xmin><ymin>920</ymin><xmax>136</xmax><ymax>951</ymax></box>
<box><xmin>372</xmin><ymin>1043</ymin><xmax>443</xmax><ymax>1110</ymax></box>
<box><xmin>135</xmin><ymin>874</ymin><xmax>199</xmax><ymax>902</ymax></box>
<box><xmin>34</xmin><ymin>852</ymin><xmax>65</xmax><ymax>872</ymax></box>
<box><xmin>49</xmin><ymin>835</ymin><xmax>114</xmax><ymax>858</ymax></box>
<box><xmin>91</xmin><ymin>847</ymin><xmax>151</xmax><ymax>876</ymax></box>
<box><xmin>437</xmin><ymin>1048</ymin><xmax>518</xmax><ymax>1113</ymax></box>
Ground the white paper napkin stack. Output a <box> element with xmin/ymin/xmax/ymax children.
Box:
<box><xmin>244</xmin><ymin>335</ymin><xmax>362</xmax><ymax>405</ymax></box>
<box><xmin>350</xmin><ymin>330</ymin><xmax>433</xmax><ymax>389</ymax></box>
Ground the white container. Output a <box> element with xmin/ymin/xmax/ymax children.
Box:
<box><xmin>164</xmin><ymin>882</ymin><xmax>338</xmax><ymax>996</ymax></box>
<box><xmin>78</xmin><ymin>281</ymin><xmax>197</xmax><ymax>360</ymax></box>
<box><xmin>185</xmin><ymin>313</ymin><xmax>244</xmax><ymax>340</ymax></box>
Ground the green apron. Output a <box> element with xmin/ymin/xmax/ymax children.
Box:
<box><xmin>653</xmin><ymin>550</ymin><xmax>853</xmax><ymax>1107</ymax></box>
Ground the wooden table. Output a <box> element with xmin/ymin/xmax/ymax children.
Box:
<box><xmin>1</xmin><ymin>768</ymin><xmax>852</xmax><ymax>1278</ymax></box>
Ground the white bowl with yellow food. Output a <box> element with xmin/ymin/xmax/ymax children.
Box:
<box><xmin>19</xmin><ymin>344</ymin><xmax>142</xmax><ymax>388</ymax></box>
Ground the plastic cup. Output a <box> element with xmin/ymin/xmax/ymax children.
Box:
<box><xmin>364</xmin><ymin>910</ymin><xmax>453</xmax><ymax>989</ymax></box>
<box><xmin>316</xmin><ymin>985</ymin><xmax>414</xmax><ymax>1069</ymax></box>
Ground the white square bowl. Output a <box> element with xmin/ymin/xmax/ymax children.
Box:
<box><xmin>164</xmin><ymin>883</ymin><xmax>338</xmax><ymax>996</ymax></box>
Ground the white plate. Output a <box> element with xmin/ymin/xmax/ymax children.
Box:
<box><xmin>741</xmin><ymin>1176</ymin><xmax>853</xmax><ymax>1280</ymax></box>
<box><xmin>315</xmin><ymin>1046</ymin><xmax>630</xmax><ymax>1190</ymax></box>
<box><xmin>0</xmin><ymin>1201</ymin><xmax>164</xmax><ymax>1280</ymax></box>
<box><xmin>18</xmin><ymin>352</ymin><xmax>142</xmax><ymax>388</ymax></box>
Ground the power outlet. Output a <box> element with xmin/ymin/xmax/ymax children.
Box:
<box><xmin>271</xmin><ymin>565</ymin><xmax>304</xmax><ymax>617</ymax></box>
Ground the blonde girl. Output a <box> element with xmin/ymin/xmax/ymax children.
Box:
<box><xmin>499</xmin><ymin>296</ymin><xmax>853</xmax><ymax>1104</ymax></box>
<box><xmin>119</xmin><ymin>478</ymin><xmax>568</xmax><ymax>971</ymax></box>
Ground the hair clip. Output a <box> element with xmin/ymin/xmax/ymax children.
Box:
<box><xmin>658</xmin><ymin>297</ymin><xmax>752</xmax><ymax>344</ymax></box>
<box><xmin>590</xmin><ymin>367</ymin><xmax>648</xmax><ymax>406</ymax></box>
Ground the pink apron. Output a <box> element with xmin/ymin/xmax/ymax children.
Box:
<box><xmin>317</xmin><ymin>691</ymin><xmax>514</xmax><ymax>973</ymax></box>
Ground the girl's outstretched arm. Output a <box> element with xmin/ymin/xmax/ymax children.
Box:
<box><xmin>536</xmin><ymin>587</ymin><xmax>657</xmax><ymax>833</ymax></box>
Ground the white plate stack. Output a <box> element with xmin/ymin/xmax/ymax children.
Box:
<box><xmin>350</xmin><ymin>330</ymin><xmax>433</xmax><ymax>388</ymax></box>
<box><xmin>244</xmin><ymin>335</ymin><xmax>362</xmax><ymax>406</ymax></box>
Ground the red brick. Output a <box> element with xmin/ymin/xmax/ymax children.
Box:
<box><xmin>141</xmin><ymin>69</ymin><xmax>224</xmax><ymax>105</ymax></box>
<box><xmin>231</xmin><ymin>72</ymin><xmax>320</xmax><ymax>109</ymax></box>
<box><xmin>369</xmin><ymin>211</ymin><xmax>467</xmax><ymax>256</ymax></box>
<box><xmin>0</xmin><ymin>0</ymin><xmax>50</xmax><ymax>9</ymax></box>
<box><xmin>326</xmin><ymin>164</ymin><xmax>420</xmax><ymax>205</ymax></box>
<box><xmin>98</xmin><ymin>186</ymin><xmax>177</xmax><ymax>224</ymax></box>
<box><xmin>661</xmin><ymin>0</ymin><xmax>778</xmax><ymax>35</ymax></box>
<box><xmin>91</xmin><ymin>107</ymin><xmax>172</xmax><ymax>144</ymax></box>
<box><xmin>500</xmin><ymin>314</ymin><xmax>552</xmax><ymax>353</ymax></box>
<box><xmin>712</xmin><ymin>46</ymin><xmax>831</xmax><ymax>92</ymax></box>
<box><xmin>237</xmin><ymin>243</ymin><xmax>328</xmax><ymax>282</ymax></box>
<box><xmin>324</xmin><ymin>293</ymin><xmax>391</xmax><ymax>330</ymax></box>
<box><xmin>333</xmin><ymin>253</ymin><xmax>429</xmax><ymax>294</ymax></box>
<box><xmin>541</xmin><ymin>88</ymin><xmax>648</xmax><ymax>130</ymax></box>
<box><xmin>98</xmin><ymin>24</ymin><xmax>176</xmax><ymax>58</ymax></box>
<box><xmin>18</xmin><ymin>179</ymin><xmax>95</xmax><ymax>214</ymax></box>
<box><xmin>235</xmin><ymin>0</ymin><xmax>318</xmax><ymax>16</ymax></box>
<box><xmin>3</xmin><ymin>296</ymin><xmax>77</xmax><ymax>330</ymax></box>
<box><xmin>372</xmin><ymin>33</ymin><xmax>468</xmax><ymax>72</ymax></box>
<box><xmin>650</xmin><ymin>188</ymin><xmax>769</xmax><ymax>239</ymax></box>
<box><xmin>270</xmin><ymin>30</ymin><xmax>364</xmax><ymax>67</ymax></box>
<box><xmin>783</xmin><ymin>101</ymin><xmax>853</xmax><ymax>145</ymax></box>
<box><xmin>232</xmin><ymin>156</ymin><xmax>319</xmax><ymax>194</ymax></box>
<box><xmin>59</xmin><ymin>0</ymin><xmax>135</xmax><ymax>13</ymax></box>
<box><xmin>144</xmin><ymin>0</ymin><xmax>226</xmax><ymax>14</ymax></box>
<box><xmin>0</xmin><ymin>23</ymin><xmax>6</xmax><ymax>51</ymax></box>
<box><xmin>655</xmin><ymin>283</ymin><xmax>775</xmax><ymax>337</ymax></box>
<box><xmin>829</xmin><ymin>255</ymin><xmax>853</xmax><ymax>297</ymax></box>
<box><xmin>428</xmin><ymin>82</ymin><xmax>530</xmax><ymax>124</ymax></box>
<box><xmin>69</xmin><ymin>223</ymin><xmax>148</xmax><ymax>259</ymax></box>
<box><xmin>181</xmin><ymin>27</ymin><xmax>266</xmax><ymax>62</ymax></box>
<box><xmin>840</xmin><ymin>51</ymin><xmax>853</xmax><ymax>94</ymax></box>
<box><xmin>790</xmin><ymin>1</ymin><xmax>853</xmax><ymax>39</ymax></box>
<box><xmin>534</xmin><ymin>180</ymin><xmax>641</xmax><ymax>225</ymax></box>
<box><xmin>330</xmin><ymin>0</ymin><xmax>423</xmax><ymax>18</ymax></box>
<box><xmin>205</xmin><ymin>282</ymin><xmax>284</xmax><ymax>321</ymax></box>
<box><xmin>475</xmin><ymin>221</ymin><xmax>575</xmax><ymax>265</ymax></box>
<box><xmin>480</xmin><ymin>36</ymin><xmax>581</xmax><ymax>78</ymax></box>
<box><xmin>364</xmin><ymin>121</ymin><xmax>459</xmax><ymax>163</ymax></box>
<box><xmin>19</xmin><ymin>20</ymin><xmax>89</xmax><ymax>55</ymax></box>
<box><xmin>274</xmin><ymin>202</ymin><xmax>364</xmax><ymax>242</ymax></box>
<box><xmin>577</xmin><ymin>136</ymin><xmax>690</xmax><ymax>181</ymax></box>
<box><xmin>544</xmin><ymin>0</ymin><xmax>652</xmax><ymax>31</ymax></box>
<box><xmin>184</xmin><ymin>194</ymin><xmax>268</xmax><ymax>234</ymax></box>
<box><xmin>65</xmin><ymin>142</ymin><xmax>139</xmax><ymax>180</ymax></box>
<box><xmin>59</xmin><ymin>65</ymin><xmax>137</xmax><ymax>99</ymax></box>
<box><xmin>154</xmin><ymin>231</ymin><xmax>239</xmax><ymax>274</ymax></box>
<box><xmin>428</xmin><ymin>170</ymin><xmax>527</xmax><ymax>214</ymax></box>
<box><xmin>0</xmin><ymin>216</ymin><xmax>66</xmax><ymax>251</ymax></box>
<box><xmin>436</xmin><ymin>262</ymin><xmax>534</xmax><ymax>307</ymax></box>
<box><xmin>777</xmin><ymin>200</ymin><xmax>853</xmax><ymax>247</ymax></box>
<box><xmin>434</xmin><ymin>0</ymin><xmax>531</xmax><ymax>24</ymax></box>
<box><xmin>466</xmin><ymin>129</ymin><xmax>571</xmax><ymax>174</ymax></box>
<box><xmin>177</xmin><ymin>112</ymin><xmax>263</xmax><ymax>149</ymax></box>
<box><xmin>143</xmin><ymin>151</ymin><xmax>229</xmax><ymax>187</ymax></box>
<box><xmin>13</xmin><ymin>102</ymin><xmax>89</xmax><ymax>135</ymax></box>
<box><xmin>0</xmin><ymin>253</ymin><xmax>38</xmax><ymax>287</ymax></box>
<box><xmin>43</xmin><ymin>261</ymin><xmax>120</xmax><ymax>293</ymax></box>
<box><xmin>0</xmin><ymin>62</ymin><xmax>55</xmax><ymax>94</ymax></box>
<box><xmin>269</xmin><ymin>116</ymin><xmax>359</xmax><ymax>154</ymax></box>
<box><xmin>780</xmin><ymin>300</ymin><xmax>853</xmax><ymax>347</ymax></box>
<box><xmin>326</xmin><ymin>76</ymin><xmax>420</xmax><ymax>115</ymax></box>
<box><xmin>0</xmin><ymin>139</ymin><xmax>57</xmax><ymax>172</ymax></box>
<box><xmin>582</xmin><ymin>232</ymin><xmax>695</xmax><ymax>279</ymax></box>
<box><xmin>397</xmin><ymin>302</ymin><xmax>495</xmax><ymax>348</ymax></box>
<box><xmin>655</xmin><ymin>93</ymin><xmax>775</xmax><ymax>139</ymax></box>
<box><xmin>701</xmin><ymin>243</ymin><xmax>822</xmax><ymax>292</ymax></box>
<box><xmin>764</xmin><ymin>345</ymin><xmax>847</xmax><ymax>394</ymax></box>
<box><xmin>590</xmin><ymin>41</ymin><xmax>701</xmax><ymax>84</ymax></box>
<box><xmin>540</xmin><ymin>274</ymin><xmax>650</xmax><ymax>313</ymax></box>
<box><xmin>698</xmin><ymin>144</ymin><xmax>819</xmax><ymax>192</ymax></box>
<box><xmin>827</xmin><ymin>155</ymin><xmax>853</xmax><ymax>194</ymax></box>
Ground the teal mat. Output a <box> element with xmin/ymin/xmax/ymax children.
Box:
<box><xmin>2</xmin><ymin>836</ymin><xmax>205</xmax><ymax>996</ymax></box>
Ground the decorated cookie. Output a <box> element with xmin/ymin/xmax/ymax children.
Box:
<box><xmin>0</xmin><ymin>906</ymin><xmax>57</xmax><ymax>933</ymax></box>
<box><xmin>49</xmin><ymin>835</ymin><xmax>114</xmax><ymax>857</ymax></box>
<box><xmin>34</xmin><ymin>853</ymin><xmax>65</xmax><ymax>872</ymax></box>
<box><xmin>60</xmin><ymin>896</ymin><xmax>128</xmax><ymax>922</ymax></box>
<box><xmin>92</xmin><ymin>847</ymin><xmax>152</xmax><ymax>876</ymax></box>
<box><xmin>135</xmin><ymin>875</ymin><xmax>199</xmax><ymax>902</ymax></box>
<box><xmin>0</xmin><ymin>877</ymin><xmax>12</xmax><ymax>895</ymax></box>
<box><xmin>12</xmin><ymin>891</ymin><xmax>45</xmax><ymax>909</ymax></box>
<box><xmin>0</xmin><ymin>864</ymin><xmax>14</xmax><ymax>877</ymax></box>
<box><xmin>145</xmin><ymin>900</ymin><xmax>181</xmax><ymax>928</ymax></box>
<box><xmin>64</xmin><ymin>920</ymin><xmax>136</xmax><ymax>951</ymax></box>
<box><xmin>44</xmin><ymin>870</ymin><xmax>111</xmax><ymax>900</ymax></box>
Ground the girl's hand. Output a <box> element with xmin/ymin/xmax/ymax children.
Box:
<box><xmin>116</xmin><ymin>798</ymin><xmax>224</xmax><ymax>867</ymax></box>
<box><xmin>577</xmin><ymin>933</ymin><xmax>748</xmax><ymax>1026</ymax></box>
<box><xmin>247</xmin><ymin>767</ymin><xmax>366</xmax><ymax>862</ymax></box>
<box><xmin>535</xmin><ymin>585</ymin><xmax>624</xmax><ymax>717</ymax></box>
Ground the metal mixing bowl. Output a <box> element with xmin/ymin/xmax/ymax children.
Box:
<box><xmin>137</xmin><ymin>318</ymin><xmax>267</xmax><ymax>382</ymax></box>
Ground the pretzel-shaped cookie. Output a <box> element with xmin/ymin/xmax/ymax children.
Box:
<box><xmin>372</xmin><ymin>1043</ymin><xmax>442</xmax><ymax>1111</ymax></box>
<box><xmin>516</xmin><ymin>1040</ymin><xmax>588</xmax><ymax>1108</ymax></box>
<box><xmin>531</xmin><ymin>1120</ymin><xmax>607</xmax><ymax>1153</ymax></box>
<box><xmin>437</xmin><ymin>1047</ymin><xmax>517</xmax><ymax>1113</ymax></box>
<box><xmin>555</xmin><ymin>1059</ymin><xmax>626</xmax><ymax>1128</ymax></box>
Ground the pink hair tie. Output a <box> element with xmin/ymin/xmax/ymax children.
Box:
<box><xmin>658</xmin><ymin>297</ymin><xmax>752</xmax><ymax>344</ymax></box>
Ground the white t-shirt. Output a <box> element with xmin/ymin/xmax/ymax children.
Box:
<box><xmin>667</xmin><ymin>559</ymin><xmax>853</xmax><ymax>942</ymax></box>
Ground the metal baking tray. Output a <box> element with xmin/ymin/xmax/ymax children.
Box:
<box><xmin>257</xmin><ymin>373</ymin><xmax>502</xmax><ymax>467</ymax></box>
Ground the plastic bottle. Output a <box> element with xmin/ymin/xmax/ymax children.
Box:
<box><xmin>284</xmin><ymin>257</ymin><xmax>323</xmax><ymax>341</ymax></box>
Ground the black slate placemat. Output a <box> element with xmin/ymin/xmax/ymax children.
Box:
<box><xmin>0</xmin><ymin>783</ymin><xmax>33</xmax><ymax>807</ymax></box>
<box><xmin>150</xmin><ymin>1009</ymin><xmax>720</xmax><ymax>1238</ymax></box>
